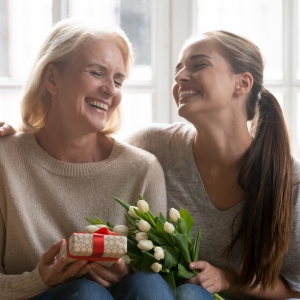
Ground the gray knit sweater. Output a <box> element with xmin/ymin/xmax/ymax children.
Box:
<box><xmin>0</xmin><ymin>133</ymin><xmax>167</xmax><ymax>300</ymax></box>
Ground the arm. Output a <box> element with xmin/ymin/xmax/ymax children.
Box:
<box><xmin>0</xmin><ymin>122</ymin><xmax>16</xmax><ymax>136</ymax></box>
<box><xmin>0</xmin><ymin>218</ymin><xmax>90</xmax><ymax>300</ymax></box>
<box><xmin>188</xmin><ymin>261</ymin><xmax>300</xmax><ymax>300</ymax></box>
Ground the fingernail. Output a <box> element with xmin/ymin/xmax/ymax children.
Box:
<box><xmin>190</xmin><ymin>263</ymin><xmax>195</xmax><ymax>268</ymax></box>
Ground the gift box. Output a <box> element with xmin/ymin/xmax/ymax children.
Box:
<box><xmin>58</xmin><ymin>227</ymin><xmax>127</xmax><ymax>268</ymax></box>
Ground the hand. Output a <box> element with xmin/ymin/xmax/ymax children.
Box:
<box><xmin>38</xmin><ymin>240</ymin><xmax>91</xmax><ymax>287</ymax></box>
<box><xmin>187</xmin><ymin>261</ymin><xmax>238</xmax><ymax>293</ymax></box>
<box><xmin>0</xmin><ymin>122</ymin><xmax>16</xmax><ymax>136</ymax></box>
<box><xmin>88</xmin><ymin>258</ymin><xmax>129</xmax><ymax>288</ymax></box>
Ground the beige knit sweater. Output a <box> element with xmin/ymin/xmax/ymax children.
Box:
<box><xmin>0</xmin><ymin>133</ymin><xmax>167</xmax><ymax>300</ymax></box>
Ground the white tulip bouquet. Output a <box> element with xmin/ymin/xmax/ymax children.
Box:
<box><xmin>85</xmin><ymin>196</ymin><xmax>223</xmax><ymax>299</ymax></box>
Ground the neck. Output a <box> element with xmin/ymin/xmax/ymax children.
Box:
<box><xmin>192</xmin><ymin>116</ymin><xmax>252</xmax><ymax>172</ymax></box>
<box><xmin>35</xmin><ymin>125</ymin><xmax>113</xmax><ymax>163</ymax></box>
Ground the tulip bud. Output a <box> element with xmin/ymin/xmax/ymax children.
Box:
<box><xmin>113</xmin><ymin>225</ymin><xmax>129</xmax><ymax>236</ymax></box>
<box><xmin>138</xmin><ymin>220</ymin><xmax>151</xmax><ymax>232</ymax></box>
<box><xmin>154</xmin><ymin>247</ymin><xmax>165</xmax><ymax>260</ymax></box>
<box><xmin>137</xmin><ymin>240</ymin><xmax>153</xmax><ymax>251</ymax></box>
<box><xmin>137</xmin><ymin>200</ymin><xmax>149</xmax><ymax>213</ymax></box>
<box><xmin>164</xmin><ymin>222</ymin><xmax>175</xmax><ymax>234</ymax></box>
<box><xmin>169</xmin><ymin>208</ymin><xmax>180</xmax><ymax>223</ymax></box>
<box><xmin>136</xmin><ymin>232</ymin><xmax>148</xmax><ymax>241</ymax></box>
<box><xmin>85</xmin><ymin>224</ymin><xmax>107</xmax><ymax>233</ymax></box>
<box><xmin>128</xmin><ymin>206</ymin><xmax>138</xmax><ymax>218</ymax></box>
<box><xmin>151</xmin><ymin>262</ymin><xmax>162</xmax><ymax>272</ymax></box>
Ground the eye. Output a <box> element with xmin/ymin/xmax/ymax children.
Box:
<box><xmin>195</xmin><ymin>63</ymin><xmax>207</xmax><ymax>69</ymax></box>
<box><xmin>114</xmin><ymin>80</ymin><xmax>122</xmax><ymax>87</ymax></box>
<box><xmin>89</xmin><ymin>70</ymin><xmax>102</xmax><ymax>77</ymax></box>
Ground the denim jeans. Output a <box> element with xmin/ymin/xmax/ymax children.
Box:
<box><xmin>30</xmin><ymin>272</ymin><xmax>175</xmax><ymax>300</ymax></box>
<box><xmin>176</xmin><ymin>284</ymin><xmax>214</xmax><ymax>300</ymax></box>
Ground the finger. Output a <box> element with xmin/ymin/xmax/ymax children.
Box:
<box><xmin>41</xmin><ymin>240</ymin><xmax>65</xmax><ymax>265</ymax></box>
<box><xmin>88</xmin><ymin>268</ymin><xmax>111</xmax><ymax>288</ymax></box>
<box><xmin>190</xmin><ymin>261</ymin><xmax>208</xmax><ymax>270</ymax></box>
<box><xmin>0</xmin><ymin>123</ymin><xmax>16</xmax><ymax>136</ymax></box>
<box><xmin>73</xmin><ymin>262</ymin><xmax>92</xmax><ymax>279</ymax></box>
<box><xmin>64</xmin><ymin>259</ymin><xmax>89</xmax><ymax>277</ymax></box>
<box><xmin>110</xmin><ymin>259</ymin><xmax>128</xmax><ymax>276</ymax></box>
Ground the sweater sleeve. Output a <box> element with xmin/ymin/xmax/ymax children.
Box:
<box><xmin>0</xmin><ymin>211</ymin><xmax>50</xmax><ymax>299</ymax></box>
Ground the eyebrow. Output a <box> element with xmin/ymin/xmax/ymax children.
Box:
<box><xmin>87</xmin><ymin>63</ymin><xmax>125</xmax><ymax>79</ymax></box>
<box><xmin>175</xmin><ymin>54</ymin><xmax>212</xmax><ymax>71</ymax></box>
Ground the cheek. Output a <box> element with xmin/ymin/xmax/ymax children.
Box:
<box><xmin>112</xmin><ymin>91</ymin><xmax>122</xmax><ymax>108</ymax></box>
<box><xmin>172</xmin><ymin>83</ymin><xmax>179</xmax><ymax>104</ymax></box>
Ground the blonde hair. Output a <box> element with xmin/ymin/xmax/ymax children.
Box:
<box><xmin>20</xmin><ymin>18</ymin><xmax>134</xmax><ymax>135</ymax></box>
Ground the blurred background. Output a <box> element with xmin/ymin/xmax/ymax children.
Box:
<box><xmin>0</xmin><ymin>0</ymin><xmax>299</xmax><ymax>154</ymax></box>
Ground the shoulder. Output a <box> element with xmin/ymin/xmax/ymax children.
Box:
<box><xmin>0</xmin><ymin>132</ymin><xmax>29</xmax><ymax>151</ymax></box>
<box><xmin>125</xmin><ymin>122</ymin><xmax>194</xmax><ymax>151</ymax></box>
<box><xmin>114</xmin><ymin>139</ymin><xmax>162</xmax><ymax>172</ymax></box>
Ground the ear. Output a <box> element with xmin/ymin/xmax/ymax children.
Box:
<box><xmin>234</xmin><ymin>72</ymin><xmax>253</xmax><ymax>96</ymax></box>
<box><xmin>43</xmin><ymin>63</ymin><xmax>59</xmax><ymax>95</ymax></box>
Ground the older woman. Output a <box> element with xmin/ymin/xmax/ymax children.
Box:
<box><xmin>0</xmin><ymin>19</ymin><xmax>172</xmax><ymax>300</ymax></box>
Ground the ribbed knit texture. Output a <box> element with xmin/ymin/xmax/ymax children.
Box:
<box><xmin>0</xmin><ymin>133</ymin><xmax>167</xmax><ymax>299</ymax></box>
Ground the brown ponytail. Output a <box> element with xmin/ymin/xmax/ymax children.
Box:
<box><xmin>237</xmin><ymin>88</ymin><xmax>293</xmax><ymax>289</ymax></box>
<box><xmin>203</xmin><ymin>31</ymin><xmax>294</xmax><ymax>290</ymax></box>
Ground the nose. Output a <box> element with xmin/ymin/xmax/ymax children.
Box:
<box><xmin>174</xmin><ymin>67</ymin><xmax>189</xmax><ymax>83</ymax></box>
<box><xmin>102</xmin><ymin>77</ymin><xmax>117</xmax><ymax>98</ymax></box>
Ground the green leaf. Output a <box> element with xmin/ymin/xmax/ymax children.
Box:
<box><xmin>162</xmin><ymin>271</ymin><xmax>176</xmax><ymax>298</ymax></box>
<box><xmin>177</xmin><ymin>263</ymin><xmax>195</xmax><ymax>279</ymax></box>
<box><xmin>179</xmin><ymin>208</ymin><xmax>194</xmax><ymax>241</ymax></box>
<box><xmin>158</xmin><ymin>212</ymin><xmax>167</xmax><ymax>223</ymax></box>
<box><xmin>135</xmin><ymin>251</ymin><xmax>157</xmax><ymax>272</ymax></box>
<box><xmin>177</xmin><ymin>218</ymin><xmax>187</xmax><ymax>236</ymax></box>
<box><xmin>156</xmin><ymin>219</ymin><xmax>174</xmax><ymax>246</ymax></box>
<box><xmin>106</xmin><ymin>221</ymin><xmax>115</xmax><ymax>230</ymax></box>
<box><xmin>124</xmin><ymin>214</ymin><xmax>139</xmax><ymax>228</ymax></box>
<box><xmin>192</xmin><ymin>227</ymin><xmax>201</xmax><ymax>262</ymax></box>
<box><xmin>84</xmin><ymin>217</ymin><xmax>106</xmax><ymax>225</ymax></box>
<box><xmin>161</xmin><ymin>245</ymin><xmax>180</xmax><ymax>269</ymax></box>
<box><xmin>126</xmin><ymin>239</ymin><xmax>141</xmax><ymax>258</ymax></box>
<box><xmin>113</xmin><ymin>197</ymin><xmax>131</xmax><ymax>211</ymax></box>
<box><xmin>134</xmin><ymin>208</ymin><xmax>156</xmax><ymax>227</ymax></box>
<box><xmin>146</xmin><ymin>228</ymin><xmax>167</xmax><ymax>245</ymax></box>
<box><xmin>138</xmin><ymin>194</ymin><xmax>144</xmax><ymax>200</ymax></box>
<box><xmin>172</xmin><ymin>233</ymin><xmax>191</xmax><ymax>264</ymax></box>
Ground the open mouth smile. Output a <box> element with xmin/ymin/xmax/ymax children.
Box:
<box><xmin>85</xmin><ymin>99</ymin><xmax>108</xmax><ymax>111</ymax></box>
<box><xmin>179</xmin><ymin>90</ymin><xmax>200</xmax><ymax>99</ymax></box>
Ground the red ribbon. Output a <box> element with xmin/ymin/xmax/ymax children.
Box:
<box><xmin>66</xmin><ymin>227</ymin><xmax>120</xmax><ymax>262</ymax></box>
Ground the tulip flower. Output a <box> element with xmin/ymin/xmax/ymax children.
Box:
<box><xmin>137</xmin><ymin>239</ymin><xmax>153</xmax><ymax>251</ymax></box>
<box><xmin>138</xmin><ymin>219</ymin><xmax>151</xmax><ymax>232</ymax></box>
<box><xmin>136</xmin><ymin>232</ymin><xmax>148</xmax><ymax>241</ymax></box>
<box><xmin>164</xmin><ymin>222</ymin><xmax>175</xmax><ymax>234</ymax></box>
<box><xmin>169</xmin><ymin>208</ymin><xmax>180</xmax><ymax>223</ymax></box>
<box><xmin>128</xmin><ymin>206</ymin><xmax>138</xmax><ymax>218</ymax></box>
<box><xmin>113</xmin><ymin>225</ymin><xmax>129</xmax><ymax>236</ymax></box>
<box><xmin>151</xmin><ymin>262</ymin><xmax>162</xmax><ymax>272</ymax></box>
<box><xmin>85</xmin><ymin>224</ymin><xmax>107</xmax><ymax>233</ymax></box>
<box><xmin>137</xmin><ymin>200</ymin><xmax>149</xmax><ymax>213</ymax></box>
<box><xmin>154</xmin><ymin>247</ymin><xmax>165</xmax><ymax>260</ymax></box>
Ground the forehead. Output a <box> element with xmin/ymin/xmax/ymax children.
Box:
<box><xmin>75</xmin><ymin>39</ymin><xmax>126</xmax><ymax>73</ymax></box>
<box><xmin>178</xmin><ymin>36</ymin><xmax>222</xmax><ymax>63</ymax></box>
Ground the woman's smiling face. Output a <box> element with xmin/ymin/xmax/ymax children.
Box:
<box><xmin>52</xmin><ymin>39</ymin><xmax>125</xmax><ymax>135</ymax></box>
<box><xmin>172</xmin><ymin>36</ymin><xmax>240</xmax><ymax>122</ymax></box>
